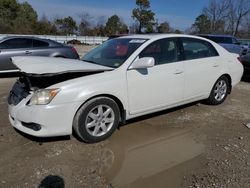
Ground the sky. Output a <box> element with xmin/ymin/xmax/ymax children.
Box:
<box><xmin>19</xmin><ymin>0</ymin><xmax>210</xmax><ymax>30</ymax></box>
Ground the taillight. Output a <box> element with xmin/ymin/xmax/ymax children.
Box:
<box><xmin>71</xmin><ymin>47</ymin><xmax>78</xmax><ymax>54</ymax></box>
<box><xmin>71</xmin><ymin>47</ymin><xmax>79</xmax><ymax>59</ymax></box>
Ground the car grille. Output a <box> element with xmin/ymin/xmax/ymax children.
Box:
<box><xmin>8</xmin><ymin>80</ymin><xmax>30</xmax><ymax>106</ymax></box>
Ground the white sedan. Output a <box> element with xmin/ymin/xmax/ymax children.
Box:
<box><xmin>8</xmin><ymin>34</ymin><xmax>243</xmax><ymax>143</ymax></box>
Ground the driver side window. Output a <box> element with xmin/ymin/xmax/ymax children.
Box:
<box><xmin>139</xmin><ymin>38</ymin><xmax>180</xmax><ymax>65</ymax></box>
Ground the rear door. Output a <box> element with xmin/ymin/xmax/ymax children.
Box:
<box><xmin>180</xmin><ymin>37</ymin><xmax>221</xmax><ymax>100</ymax></box>
<box><xmin>29</xmin><ymin>39</ymin><xmax>51</xmax><ymax>56</ymax></box>
<box><xmin>0</xmin><ymin>38</ymin><xmax>32</xmax><ymax>71</ymax></box>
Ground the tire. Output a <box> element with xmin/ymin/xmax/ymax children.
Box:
<box><xmin>73</xmin><ymin>97</ymin><xmax>120</xmax><ymax>143</ymax></box>
<box><xmin>207</xmin><ymin>76</ymin><xmax>229</xmax><ymax>105</ymax></box>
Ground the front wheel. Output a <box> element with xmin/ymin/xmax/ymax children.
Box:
<box><xmin>206</xmin><ymin>76</ymin><xmax>229</xmax><ymax>105</ymax></box>
<box><xmin>73</xmin><ymin>97</ymin><xmax>120</xmax><ymax>143</ymax></box>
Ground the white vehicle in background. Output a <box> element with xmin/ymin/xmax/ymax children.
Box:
<box><xmin>8</xmin><ymin>34</ymin><xmax>243</xmax><ymax>143</ymax></box>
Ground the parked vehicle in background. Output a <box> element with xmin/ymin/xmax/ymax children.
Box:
<box><xmin>198</xmin><ymin>34</ymin><xmax>242</xmax><ymax>54</ymax></box>
<box><xmin>239</xmin><ymin>48</ymin><xmax>250</xmax><ymax>77</ymax></box>
<box><xmin>0</xmin><ymin>36</ymin><xmax>79</xmax><ymax>73</ymax></box>
<box><xmin>239</xmin><ymin>39</ymin><xmax>250</xmax><ymax>49</ymax></box>
<box><xmin>8</xmin><ymin>34</ymin><xmax>243</xmax><ymax>143</ymax></box>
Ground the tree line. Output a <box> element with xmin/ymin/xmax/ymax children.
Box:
<box><xmin>191</xmin><ymin>0</ymin><xmax>250</xmax><ymax>37</ymax></box>
<box><xmin>0</xmin><ymin>0</ymin><xmax>249</xmax><ymax>37</ymax></box>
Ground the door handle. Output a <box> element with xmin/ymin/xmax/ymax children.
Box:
<box><xmin>25</xmin><ymin>51</ymin><xmax>32</xmax><ymax>55</ymax></box>
<box><xmin>174</xmin><ymin>70</ymin><xmax>183</xmax><ymax>75</ymax></box>
<box><xmin>213</xmin><ymin>65</ymin><xmax>219</xmax><ymax>67</ymax></box>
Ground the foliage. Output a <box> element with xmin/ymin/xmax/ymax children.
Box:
<box><xmin>78</xmin><ymin>12</ymin><xmax>93</xmax><ymax>36</ymax></box>
<box><xmin>192</xmin><ymin>14</ymin><xmax>211</xmax><ymax>34</ymax></box>
<box><xmin>55</xmin><ymin>16</ymin><xmax>77</xmax><ymax>35</ymax></box>
<box><xmin>157</xmin><ymin>21</ymin><xmax>171</xmax><ymax>33</ymax></box>
<box><xmin>105</xmin><ymin>15</ymin><xmax>128</xmax><ymax>36</ymax></box>
<box><xmin>201</xmin><ymin>0</ymin><xmax>250</xmax><ymax>36</ymax></box>
<box><xmin>0</xmin><ymin>0</ymin><xmax>37</xmax><ymax>34</ymax></box>
<box><xmin>0</xmin><ymin>0</ymin><xmax>249</xmax><ymax>38</ymax></box>
<box><xmin>35</xmin><ymin>15</ymin><xmax>57</xmax><ymax>35</ymax></box>
<box><xmin>12</xmin><ymin>2</ymin><xmax>38</xmax><ymax>34</ymax></box>
<box><xmin>132</xmin><ymin>0</ymin><xmax>155</xmax><ymax>33</ymax></box>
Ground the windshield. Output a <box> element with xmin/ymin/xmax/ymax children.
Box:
<box><xmin>81</xmin><ymin>38</ymin><xmax>147</xmax><ymax>68</ymax></box>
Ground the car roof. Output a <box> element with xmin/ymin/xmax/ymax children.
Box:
<box><xmin>120</xmin><ymin>33</ymin><xmax>203</xmax><ymax>39</ymax></box>
<box><xmin>0</xmin><ymin>36</ymin><xmax>62</xmax><ymax>46</ymax></box>
<box><xmin>198</xmin><ymin>34</ymin><xmax>234</xmax><ymax>38</ymax></box>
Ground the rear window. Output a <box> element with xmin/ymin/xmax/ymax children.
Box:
<box><xmin>33</xmin><ymin>39</ymin><xmax>49</xmax><ymax>47</ymax></box>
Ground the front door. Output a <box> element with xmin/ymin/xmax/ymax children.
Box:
<box><xmin>127</xmin><ymin>38</ymin><xmax>184</xmax><ymax>115</ymax></box>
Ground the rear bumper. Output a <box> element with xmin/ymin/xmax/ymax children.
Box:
<box><xmin>8</xmin><ymin>96</ymin><xmax>80</xmax><ymax>137</ymax></box>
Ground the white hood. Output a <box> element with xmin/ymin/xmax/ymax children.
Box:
<box><xmin>11</xmin><ymin>56</ymin><xmax>113</xmax><ymax>75</ymax></box>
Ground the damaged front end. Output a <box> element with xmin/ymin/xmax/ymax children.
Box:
<box><xmin>8</xmin><ymin>71</ymin><xmax>104</xmax><ymax>106</ymax></box>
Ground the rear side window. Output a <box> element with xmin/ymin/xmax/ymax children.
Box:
<box><xmin>139</xmin><ymin>38</ymin><xmax>180</xmax><ymax>65</ymax></box>
<box><xmin>0</xmin><ymin>38</ymin><xmax>32</xmax><ymax>49</ymax></box>
<box><xmin>33</xmin><ymin>39</ymin><xmax>49</xmax><ymax>47</ymax></box>
<box><xmin>181</xmin><ymin>38</ymin><xmax>219</xmax><ymax>60</ymax></box>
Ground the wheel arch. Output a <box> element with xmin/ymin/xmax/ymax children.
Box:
<box><xmin>74</xmin><ymin>94</ymin><xmax>126</xmax><ymax>125</ymax></box>
<box><xmin>221</xmin><ymin>73</ymin><xmax>232</xmax><ymax>93</ymax></box>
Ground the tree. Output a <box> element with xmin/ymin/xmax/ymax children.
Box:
<box><xmin>173</xmin><ymin>29</ymin><xmax>182</xmax><ymax>34</ymax></box>
<box><xmin>105</xmin><ymin>15</ymin><xmax>128</xmax><ymax>36</ymax></box>
<box><xmin>202</xmin><ymin>0</ymin><xmax>250</xmax><ymax>36</ymax></box>
<box><xmin>35</xmin><ymin>15</ymin><xmax>57</xmax><ymax>35</ymax></box>
<box><xmin>228</xmin><ymin>0</ymin><xmax>250</xmax><ymax>36</ymax></box>
<box><xmin>0</xmin><ymin>0</ymin><xmax>19</xmax><ymax>33</ymax></box>
<box><xmin>129</xmin><ymin>22</ymin><xmax>139</xmax><ymax>34</ymax></box>
<box><xmin>94</xmin><ymin>16</ymin><xmax>107</xmax><ymax>36</ymax></box>
<box><xmin>192</xmin><ymin>14</ymin><xmax>211</xmax><ymax>33</ymax></box>
<box><xmin>203</xmin><ymin>0</ymin><xmax>230</xmax><ymax>33</ymax></box>
<box><xmin>78</xmin><ymin>12</ymin><xmax>93</xmax><ymax>36</ymax></box>
<box><xmin>0</xmin><ymin>0</ymin><xmax>38</xmax><ymax>34</ymax></box>
<box><xmin>132</xmin><ymin>0</ymin><xmax>155</xmax><ymax>33</ymax></box>
<box><xmin>157</xmin><ymin>21</ymin><xmax>171</xmax><ymax>33</ymax></box>
<box><xmin>12</xmin><ymin>2</ymin><xmax>38</xmax><ymax>34</ymax></box>
<box><xmin>0</xmin><ymin>0</ymin><xmax>19</xmax><ymax>21</ymax></box>
<box><xmin>55</xmin><ymin>16</ymin><xmax>77</xmax><ymax>35</ymax></box>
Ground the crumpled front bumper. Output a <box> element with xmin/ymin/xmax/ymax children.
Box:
<box><xmin>8</xmin><ymin>95</ymin><xmax>80</xmax><ymax>137</ymax></box>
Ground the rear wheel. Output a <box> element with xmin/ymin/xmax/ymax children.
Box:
<box><xmin>207</xmin><ymin>76</ymin><xmax>229</xmax><ymax>105</ymax></box>
<box><xmin>73</xmin><ymin>97</ymin><xmax>120</xmax><ymax>143</ymax></box>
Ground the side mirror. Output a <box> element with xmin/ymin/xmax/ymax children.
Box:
<box><xmin>129</xmin><ymin>57</ymin><xmax>155</xmax><ymax>70</ymax></box>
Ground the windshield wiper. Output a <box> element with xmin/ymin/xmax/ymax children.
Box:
<box><xmin>82</xmin><ymin>59</ymin><xmax>116</xmax><ymax>68</ymax></box>
<box><xmin>81</xmin><ymin>59</ymin><xmax>97</xmax><ymax>64</ymax></box>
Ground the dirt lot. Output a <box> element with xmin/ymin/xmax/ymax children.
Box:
<box><xmin>0</xmin><ymin>46</ymin><xmax>250</xmax><ymax>188</ymax></box>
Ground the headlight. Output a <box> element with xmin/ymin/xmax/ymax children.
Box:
<box><xmin>28</xmin><ymin>89</ymin><xmax>60</xmax><ymax>105</ymax></box>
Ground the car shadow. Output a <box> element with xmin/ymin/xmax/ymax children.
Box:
<box><xmin>38</xmin><ymin>175</ymin><xmax>65</xmax><ymax>188</ymax></box>
<box><xmin>122</xmin><ymin>101</ymin><xmax>201</xmax><ymax>127</ymax></box>
<box><xmin>242</xmin><ymin>76</ymin><xmax>250</xmax><ymax>83</ymax></box>
<box><xmin>14</xmin><ymin>100</ymin><xmax>203</xmax><ymax>144</ymax></box>
<box><xmin>14</xmin><ymin>128</ymin><xmax>71</xmax><ymax>145</ymax></box>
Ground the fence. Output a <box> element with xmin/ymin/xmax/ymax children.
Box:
<box><xmin>0</xmin><ymin>34</ymin><xmax>108</xmax><ymax>45</ymax></box>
